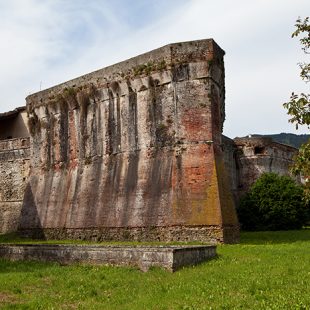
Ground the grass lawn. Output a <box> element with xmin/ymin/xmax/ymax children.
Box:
<box><xmin>0</xmin><ymin>230</ymin><xmax>309</xmax><ymax>309</ymax></box>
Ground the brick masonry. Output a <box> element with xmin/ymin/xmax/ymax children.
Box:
<box><xmin>0</xmin><ymin>138</ymin><xmax>30</xmax><ymax>233</ymax></box>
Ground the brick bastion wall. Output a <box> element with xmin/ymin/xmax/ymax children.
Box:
<box><xmin>20</xmin><ymin>39</ymin><xmax>239</xmax><ymax>243</ymax></box>
<box><xmin>0</xmin><ymin>138</ymin><xmax>30</xmax><ymax>233</ymax></box>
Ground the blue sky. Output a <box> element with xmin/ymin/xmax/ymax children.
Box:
<box><xmin>0</xmin><ymin>0</ymin><xmax>309</xmax><ymax>137</ymax></box>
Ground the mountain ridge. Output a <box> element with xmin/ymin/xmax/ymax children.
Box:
<box><xmin>237</xmin><ymin>133</ymin><xmax>309</xmax><ymax>148</ymax></box>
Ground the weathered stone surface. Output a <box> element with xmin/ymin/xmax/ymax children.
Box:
<box><xmin>0</xmin><ymin>244</ymin><xmax>217</xmax><ymax>272</ymax></box>
<box><xmin>0</xmin><ymin>138</ymin><xmax>30</xmax><ymax>233</ymax></box>
<box><xmin>19</xmin><ymin>39</ymin><xmax>239</xmax><ymax>243</ymax></box>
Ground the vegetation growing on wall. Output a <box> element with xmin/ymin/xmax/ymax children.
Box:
<box><xmin>133</xmin><ymin>60</ymin><xmax>167</xmax><ymax>77</ymax></box>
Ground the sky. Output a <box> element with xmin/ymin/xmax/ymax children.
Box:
<box><xmin>0</xmin><ymin>0</ymin><xmax>309</xmax><ymax>138</ymax></box>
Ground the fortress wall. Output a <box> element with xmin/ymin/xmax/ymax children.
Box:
<box><xmin>234</xmin><ymin>137</ymin><xmax>298</xmax><ymax>196</ymax></box>
<box><xmin>0</xmin><ymin>138</ymin><xmax>30</xmax><ymax>233</ymax></box>
<box><xmin>20</xmin><ymin>39</ymin><xmax>239</xmax><ymax>243</ymax></box>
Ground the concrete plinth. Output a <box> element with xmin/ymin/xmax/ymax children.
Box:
<box><xmin>0</xmin><ymin>244</ymin><xmax>216</xmax><ymax>272</ymax></box>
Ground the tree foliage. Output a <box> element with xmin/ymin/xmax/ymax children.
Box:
<box><xmin>237</xmin><ymin>173</ymin><xmax>309</xmax><ymax>231</ymax></box>
<box><xmin>283</xmin><ymin>17</ymin><xmax>310</xmax><ymax>201</ymax></box>
<box><xmin>283</xmin><ymin>16</ymin><xmax>310</xmax><ymax>129</ymax></box>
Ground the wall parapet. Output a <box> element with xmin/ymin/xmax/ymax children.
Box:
<box><xmin>26</xmin><ymin>39</ymin><xmax>225</xmax><ymax>109</ymax></box>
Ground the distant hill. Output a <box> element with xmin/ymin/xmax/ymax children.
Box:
<box><xmin>251</xmin><ymin>133</ymin><xmax>309</xmax><ymax>148</ymax></box>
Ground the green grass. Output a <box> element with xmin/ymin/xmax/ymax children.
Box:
<box><xmin>0</xmin><ymin>230</ymin><xmax>309</xmax><ymax>309</ymax></box>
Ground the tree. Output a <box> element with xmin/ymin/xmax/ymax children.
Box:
<box><xmin>283</xmin><ymin>17</ymin><xmax>310</xmax><ymax>201</ymax></box>
<box><xmin>237</xmin><ymin>173</ymin><xmax>308</xmax><ymax>231</ymax></box>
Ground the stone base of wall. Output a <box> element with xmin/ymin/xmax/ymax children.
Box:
<box><xmin>0</xmin><ymin>244</ymin><xmax>217</xmax><ymax>272</ymax></box>
<box><xmin>0</xmin><ymin>202</ymin><xmax>22</xmax><ymax>234</ymax></box>
<box><xmin>18</xmin><ymin>225</ymin><xmax>239</xmax><ymax>244</ymax></box>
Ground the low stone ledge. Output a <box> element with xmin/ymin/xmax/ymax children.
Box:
<box><xmin>0</xmin><ymin>244</ymin><xmax>216</xmax><ymax>272</ymax></box>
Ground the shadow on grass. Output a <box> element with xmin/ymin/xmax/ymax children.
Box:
<box><xmin>0</xmin><ymin>232</ymin><xmax>36</xmax><ymax>244</ymax></box>
<box><xmin>0</xmin><ymin>258</ymin><xmax>60</xmax><ymax>274</ymax></box>
<box><xmin>240</xmin><ymin>228</ymin><xmax>310</xmax><ymax>245</ymax></box>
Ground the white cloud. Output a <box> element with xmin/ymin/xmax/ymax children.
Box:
<box><xmin>0</xmin><ymin>0</ymin><xmax>309</xmax><ymax>137</ymax></box>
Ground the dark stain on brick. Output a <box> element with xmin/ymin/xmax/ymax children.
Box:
<box><xmin>59</xmin><ymin>104</ymin><xmax>69</xmax><ymax>164</ymax></box>
<box><xmin>101</xmin><ymin>154</ymin><xmax>123</xmax><ymax>226</ymax></box>
<box><xmin>121</xmin><ymin>152</ymin><xmax>140</xmax><ymax>226</ymax></box>
<box><xmin>81</xmin><ymin>157</ymin><xmax>103</xmax><ymax>227</ymax></box>
<box><xmin>107</xmin><ymin>89</ymin><xmax>122</xmax><ymax>155</ymax></box>
<box><xmin>90</xmin><ymin>102</ymin><xmax>98</xmax><ymax>157</ymax></box>
<box><xmin>68</xmin><ymin>165</ymin><xmax>84</xmax><ymax>226</ymax></box>
<box><xmin>36</xmin><ymin>172</ymin><xmax>52</xmax><ymax>227</ymax></box>
<box><xmin>18</xmin><ymin>178</ymin><xmax>45</xmax><ymax>239</ymax></box>
<box><xmin>144</xmin><ymin>150</ymin><xmax>173</xmax><ymax>226</ymax></box>
<box><xmin>78</xmin><ymin>92</ymin><xmax>90</xmax><ymax>159</ymax></box>
<box><xmin>128</xmin><ymin>87</ymin><xmax>138</xmax><ymax>151</ymax></box>
<box><xmin>45</xmin><ymin>111</ymin><xmax>54</xmax><ymax>169</ymax></box>
<box><xmin>172</xmin><ymin>63</ymin><xmax>189</xmax><ymax>82</ymax></box>
<box><xmin>147</xmin><ymin>78</ymin><xmax>167</xmax><ymax>147</ymax></box>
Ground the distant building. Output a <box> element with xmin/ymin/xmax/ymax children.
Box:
<box><xmin>0</xmin><ymin>107</ymin><xmax>29</xmax><ymax>140</ymax></box>
<box><xmin>222</xmin><ymin>135</ymin><xmax>298</xmax><ymax>201</ymax></box>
